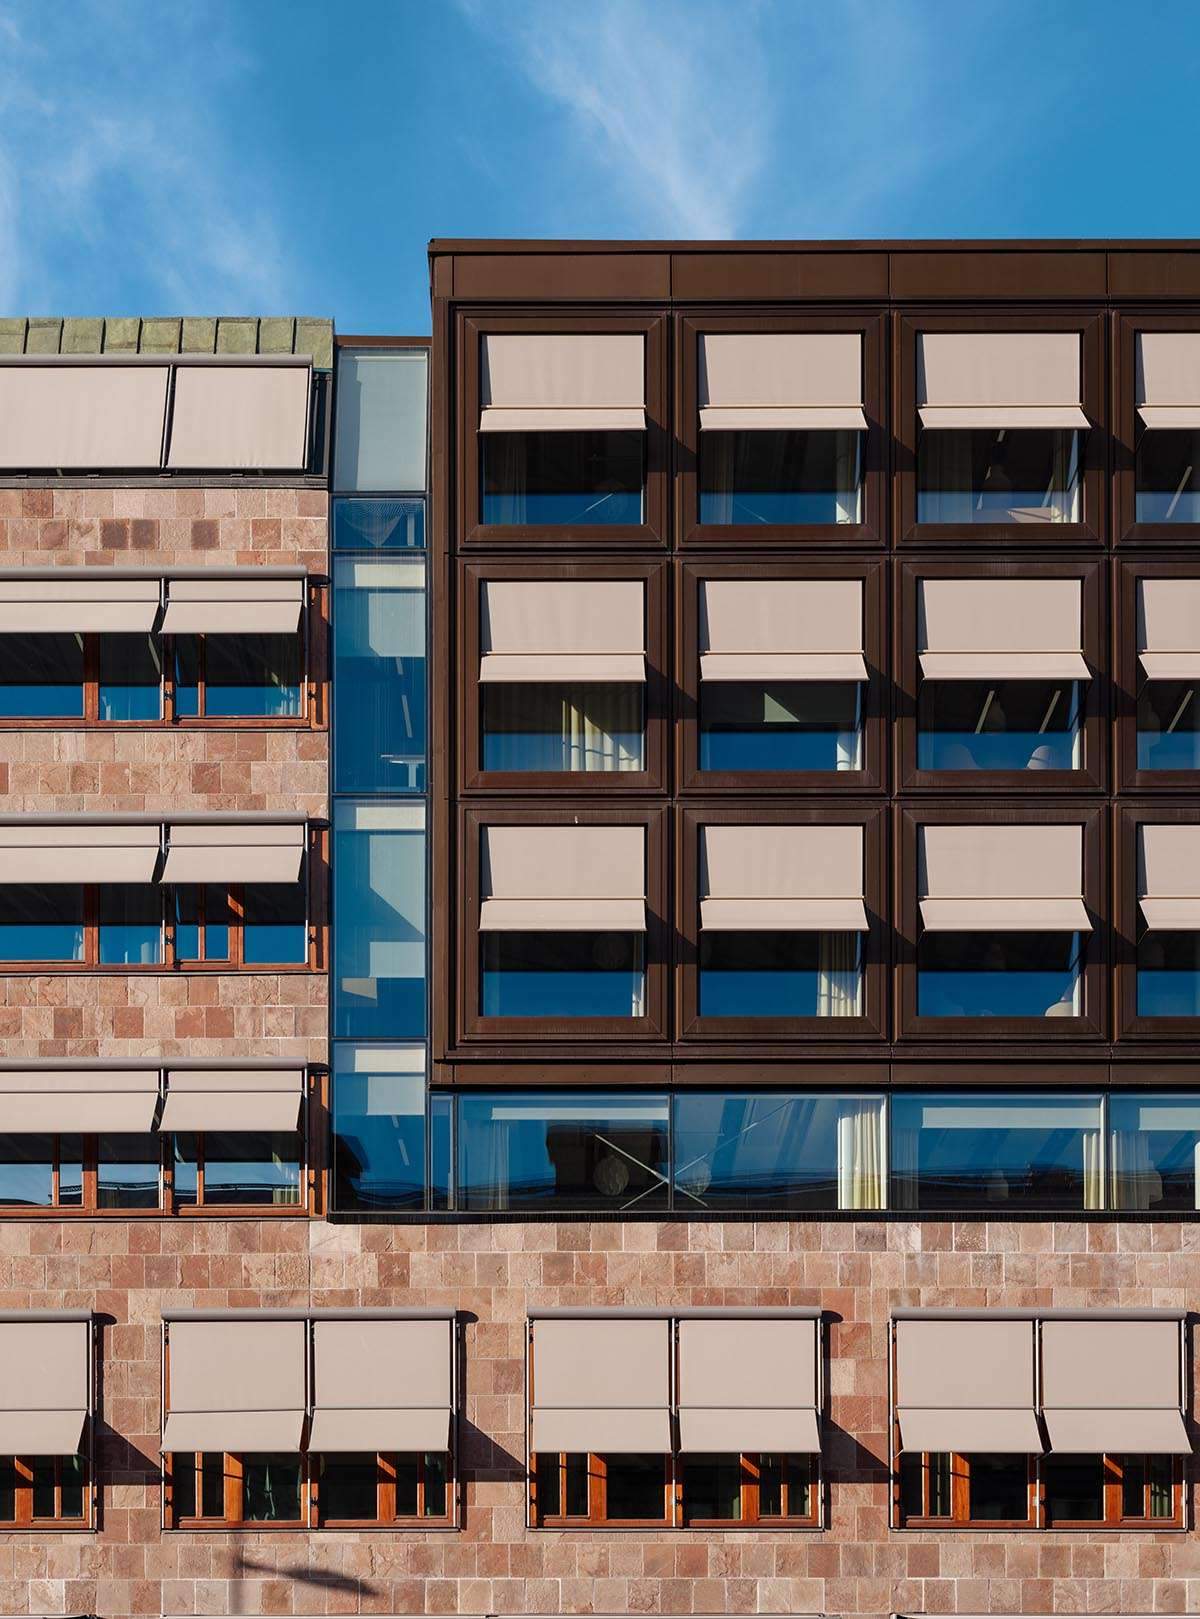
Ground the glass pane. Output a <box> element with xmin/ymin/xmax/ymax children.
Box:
<box><xmin>967</xmin><ymin>1454</ymin><xmax>1027</xmax><ymax>1520</ymax></box>
<box><xmin>759</xmin><ymin>1454</ymin><xmax>783</xmax><ymax>1517</ymax></box>
<box><xmin>58</xmin><ymin>1134</ymin><xmax>83</xmax><ymax>1206</ymax></box>
<box><xmin>174</xmin><ymin>885</ymin><xmax>230</xmax><ymax>963</ymax></box>
<box><xmin>98</xmin><ymin>635</ymin><xmax>161</xmax><ymax>721</ymax></box>
<box><xmin>98</xmin><ymin>884</ymin><xmax>162</xmax><ymax>965</ymax></box>
<box><xmin>59</xmin><ymin>1454</ymin><xmax>84</xmax><ymax>1519</ymax></box>
<box><xmin>898</xmin><ymin>1453</ymin><xmax>924</xmax><ymax>1518</ymax></box>
<box><xmin>334</xmin><ymin>349</ymin><xmax>428</xmax><ymax>493</ymax></box>
<box><xmin>0</xmin><ymin>632</ymin><xmax>83</xmax><ymax>717</ymax></box>
<box><xmin>97</xmin><ymin>1134</ymin><xmax>160</xmax><ymax>1209</ymax></box>
<box><xmin>699</xmin><ymin>931</ymin><xmax>861</xmax><ymax>1017</ymax></box>
<box><xmin>173</xmin><ymin>637</ymin><xmax>200</xmax><ymax>718</ymax></box>
<box><xmin>700</xmin><ymin>680</ymin><xmax>861</xmax><ymax>772</ymax></box>
<box><xmin>481</xmin><ymin>931</ymin><xmax>644</xmax><ymax>1019</ymax></box>
<box><xmin>482</xmin><ymin>683</ymin><xmax>644</xmax><ymax>772</ymax></box>
<box><xmin>673</xmin><ymin>1092</ymin><xmax>884</xmax><ymax>1211</ymax></box>
<box><xmin>565</xmin><ymin>1454</ymin><xmax>588</xmax><ymax>1516</ymax></box>
<box><xmin>429</xmin><ymin>1091</ymin><xmax>452</xmax><ymax>1212</ymax></box>
<box><xmin>31</xmin><ymin>1457</ymin><xmax>55</xmax><ymax>1519</ymax></box>
<box><xmin>1109</xmin><ymin>1094</ymin><xmax>1200</xmax><ymax>1212</ymax></box>
<box><xmin>241</xmin><ymin>1453</ymin><xmax>302</xmax><ymax>1522</ymax></box>
<box><xmin>930</xmin><ymin>1453</ymin><xmax>952</xmax><ymax>1517</ymax></box>
<box><xmin>333</xmin><ymin>556</ymin><xmax>426</xmax><ymax>793</ymax></box>
<box><xmin>535</xmin><ymin>1453</ymin><xmax>560</xmax><ymax>1516</ymax></box>
<box><xmin>1138</xmin><ymin>679</ymin><xmax>1200</xmax><ymax>769</ymax></box>
<box><xmin>201</xmin><ymin>1452</ymin><xmax>225</xmax><ymax>1517</ymax></box>
<box><xmin>320</xmin><ymin>1453</ymin><xmax>377</xmax><ymax>1520</ymax></box>
<box><xmin>917</xmin><ymin>429</ymin><xmax>1080</xmax><ymax>523</ymax></box>
<box><xmin>602</xmin><ymin>1454</ymin><xmax>664</xmax><ymax>1520</ymax></box>
<box><xmin>682</xmin><ymin>1454</ymin><xmax>741</xmax><ymax>1521</ymax></box>
<box><xmin>242</xmin><ymin>884</ymin><xmax>307</xmax><ymax>965</ymax></box>
<box><xmin>333</xmin><ymin>496</ymin><xmax>425</xmax><ymax>551</ymax></box>
<box><xmin>1138</xmin><ymin>930</ymin><xmax>1200</xmax><ymax>1015</ymax></box>
<box><xmin>393</xmin><ymin>1455</ymin><xmax>418</xmax><ymax>1516</ymax></box>
<box><xmin>332</xmin><ymin>1045</ymin><xmax>425</xmax><ymax>1212</ymax></box>
<box><xmin>699</xmin><ymin>429</ymin><xmax>862</xmax><ymax>524</ymax></box>
<box><xmin>457</xmin><ymin>1092</ymin><xmax>669</xmax><ymax>1213</ymax></box>
<box><xmin>1136</xmin><ymin>428</ymin><xmax>1200</xmax><ymax>522</ymax></box>
<box><xmin>481</xmin><ymin>432</ymin><xmax>644</xmax><ymax>525</ymax></box>
<box><xmin>1149</xmin><ymin>1454</ymin><xmax>1173</xmax><ymax>1518</ymax></box>
<box><xmin>172</xmin><ymin>1455</ymin><xmax>196</xmax><ymax>1518</ymax></box>
<box><xmin>0</xmin><ymin>885</ymin><xmax>83</xmax><ymax>962</ymax></box>
<box><xmin>891</xmin><ymin>1092</ymin><xmax>1102</xmax><ymax>1211</ymax></box>
<box><xmin>203</xmin><ymin>634</ymin><xmax>301</xmax><ymax>718</ymax></box>
<box><xmin>917</xmin><ymin>930</ymin><xmax>1081</xmax><ymax>1018</ymax></box>
<box><xmin>422</xmin><ymin>1451</ymin><xmax>447</xmax><ymax>1517</ymax></box>
<box><xmin>918</xmin><ymin>680</ymin><xmax>1080</xmax><ymax>771</ymax></box>
<box><xmin>0</xmin><ymin>1134</ymin><xmax>54</xmax><ymax>1206</ymax></box>
<box><xmin>1044</xmin><ymin>1455</ymin><xmax>1103</xmax><ymax>1521</ymax></box>
<box><xmin>333</xmin><ymin>801</ymin><xmax>426</xmax><ymax>1039</ymax></box>
<box><xmin>173</xmin><ymin>1133</ymin><xmax>199</xmax><ymax>1204</ymax></box>
<box><xmin>0</xmin><ymin>1459</ymin><xmax>14</xmax><ymax>1520</ymax></box>
<box><xmin>199</xmin><ymin>1131</ymin><xmax>301</xmax><ymax>1206</ymax></box>
<box><xmin>1121</xmin><ymin>1455</ymin><xmax>1145</xmax><ymax>1518</ymax></box>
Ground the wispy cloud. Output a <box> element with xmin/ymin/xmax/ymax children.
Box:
<box><xmin>0</xmin><ymin>0</ymin><xmax>293</xmax><ymax>315</ymax></box>
<box><xmin>455</xmin><ymin>0</ymin><xmax>773</xmax><ymax>237</ymax></box>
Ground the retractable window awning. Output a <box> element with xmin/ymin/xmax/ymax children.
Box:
<box><xmin>700</xmin><ymin>823</ymin><xmax>868</xmax><ymax>932</ymax></box>
<box><xmin>0</xmin><ymin>361</ymin><xmax>170</xmax><ymax>469</ymax></box>
<box><xmin>0</xmin><ymin>1318</ymin><xmax>91</xmax><ymax>1456</ymax></box>
<box><xmin>479</xmin><ymin>823</ymin><xmax>646</xmax><ymax>932</ymax></box>
<box><xmin>1041</xmin><ymin>1318</ymin><xmax>1189</xmax><ymax>1453</ymax></box>
<box><xmin>698</xmin><ymin>331</ymin><xmax>866</xmax><ymax>431</ymax></box>
<box><xmin>161</xmin><ymin>577</ymin><xmax>304</xmax><ymax>636</ymax></box>
<box><xmin>166</xmin><ymin>362</ymin><xmax>311</xmax><ymax>470</ymax></box>
<box><xmin>161</xmin><ymin>1317</ymin><xmax>306</xmax><ymax>1454</ymax></box>
<box><xmin>918</xmin><ymin>578</ymin><xmax>1089</xmax><ymax>681</ymax></box>
<box><xmin>480</xmin><ymin>334</ymin><xmax>646</xmax><ymax>433</ymax></box>
<box><xmin>0</xmin><ymin>576</ymin><xmax>161</xmax><ymax>634</ymax></box>
<box><xmin>917</xmin><ymin>331</ymin><xmax>1088</xmax><ymax>429</ymax></box>
<box><xmin>1136</xmin><ymin>331</ymin><xmax>1200</xmax><ymax>429</ymax></box>
<box><xmin>1138</xmin><ymin>824</ymin><xmax>1200</xmax><ymax>930</ymax></box>
<box><xmin>895</xmin><ymin>1317</ymin><xmax>1042</xmax><ymax>1454</ymax></box>
<box><xmin>0</xmin><ymin>1069</ymin><xmax>158</xmax><ymax>1134</ymax></box>
<box><xmin>676</xmin><ymin>1317</ymin><xmax>820</xmax><ymax>1453</ymax></box>
<box><xmin>309</xmin><ymin>1317</ymin><xmax>453</xmax><ymax>1453</ymax></box>
<box><xmin>699</xmin><ymin>578</ymin><xmax>866</xmax><ymax>683</ymax></box>
<box><xmin>0</xmin><ymin>824</ymin><xmax>160</xmax><ymax>884</ymax></box>
<box><xmin>1137</xmin><ymin>578</ymin><xmax>1200</xmax><ymax>680</ymax></box>
<box><xmin>918</xmin><ymin>823</ymin><xmax>1090</xmax><ymax>932</ymax></box>
<box><xmin>479</xmin><ymin>579</ymin><xmax>645</xmax><ymax>684</ymax></box>
<box><xmin>161</xmin><ymin>822</ymin><xmax>305</xmax><ymax>885</ymax></box>
<box><xmin>530</xmin><ymin>1317</ymin><xmax>671</xmax><ymax>1454</ymax></box>
<box><xmin>160</xmin><ymin>1069</ymin><xmax>304</xmax><ymax>1133</ymax></box>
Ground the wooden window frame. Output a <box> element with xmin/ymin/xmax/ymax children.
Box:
<box><xmin>457</xmin><ymin>804</ymin><xmax>669</xmax><ymax>1047</ymax></box>
<box><xmin>457</xmin><ymin>557</ymin><xmax>668</xmax><ymax>794</ymax></box>
<box><xmin>166</xmin><ymin>1122</ymin><xmax>311</xmax><ymax>1220</ymax></box>
<box><xmin>530</xmin><ymin>1450</ymin><xmax>819</xmax><ymax>1530</ymax></box>
<box><xmin>677</xmin><ymin>803</ymin><xmax>887</xmax><ymax>1043</ymax></box>
<box><xmin>455</xmin><ymin>310</ymin><xmax>669</xmax><ymax>549</ymax></box>
<box><xmin>678</xmin><ymin>557</ymin><xmax>886</xmax><ymax>796</ymax></box>
<box><xmin>165</xmin><ymin>1450</ymin><xmax>306</xmax><ymax>1530</ymax></box>
<box><xmin>895</xmin><ymin>1449</ymin><xmax>1183</xmax><ymax>1531</ymax></box>
<box><xmin>1115</xmin><ymin>801</ymin><xmax>1200</xmax><ymax>1041</ymax></box>
<box><xmin>675</xmin><ymin>309</ymin><xmax>887</xmax><ymax>549</ymax></box>
<box><xmin>1115</xmin><ymin>558</ymin><xmax>1200</xmax><ymax>792</ymax></box>
<box><xmin>1113</xmin><ymin>311</ymin><xmax>1200</xmax><ymax>545</ymax></box>
<box><xmin>896</xmin><ymin>1449</ymin><xmax>1037</xmax><ymax>1529</ymax></box>
<box><xmin>0</xmin><ymin>1452</ymin><xmax>93</xmax><ymax>1530</ymax></box>
<box><xmin>896</xmin><ymin>802</ymin><xmax>1108</xmax><ymax>1044</ymax></box>
<box><xmin>895</xmin><ymin>309</ymin><xmax>1106</xmax><ymax>548</ymax></box>
<box><xmin>165</xmin><ymin>1449</ymin><xmax>453</xmax><ymax>1530</ymax></box>
<box><xmin>896</xmin><ymin>557</ymin><xmax>1107</xmax><ymax>794</ymax></box>
<box><xmin>679</xmin><ymin>1450</ymin><xmax>818</xmax><ymax>1529</ymax></box>
<box><xmin>313</xmin><ymin>1450</ymin><xmax>453</xmax><ymax>1528</ymax></box>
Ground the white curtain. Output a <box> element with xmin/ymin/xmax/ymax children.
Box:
<box><xmin>918</xmin><ymin>433</ymin><xmax>974</xmax><ymax>523</ymax></box>
<box><xmin>1109</xmin><ymin>1129</ymin><xmax>1163</xmax><ymax>1212</ymax></box>
<box><xmin>834</xmin><ymin>431</ymin><xmax>862</xmax><ymax>524</ymax></box>
<box><xmin>1082</xmin><ymin>1128</ymin><xmax>1104</xmax><ymax>1211</ymax></box>
<box><xmin>485</xmin><ymin>684</ymin><xmax>642</xmax><ymax>772</ymax></box>
<box><xmin>837</xmin><ymin>1098</ymin><xmax>884</xmax><ymax>1210</ymax></box>
<box><xmin>562</xmin><ymin>688</ymin><xmax>643</xmax><ymax>771</ymax></box>
<box><xmin>702</xmin><ymin>434</ymin><xmax>736</xmax><ymax>524</ymax></box>
<box><xmin>817</xmin><ymin>932</ymin><xmax>861</xmax><ymax>1017</ymax></box>
<box><xmin>836</xmin><ymin>685</ymin><xmax>863</xmax><ymax>770</ymax></box>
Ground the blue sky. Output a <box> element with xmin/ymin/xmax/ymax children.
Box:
<box><xmin>1</xmin><ymin>0</ymin><xmax>1198</xmax><ymax>335</ymax></box>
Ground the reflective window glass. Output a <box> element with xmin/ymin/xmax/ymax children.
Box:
<box><xmin>0</xmin><ymin>1134</ymin><xmax>55</xmax><ymax>1206</ymax></box>
<box><xmin>1137</xmin><ymin>929</ymin><xmax>1200</xmax><ymax>1015</ymax></box>
<box><xmin>333</xmin><ymin>801</ymin><xmax>425</xmax><ymax>1039</ymax></box>
<box><xmin>481</xmin><ymin>931</ymin><xmax>644</xmax><ymax>1018</ymax></box>
<box><xmin>241</xmin><ymin>1454</ymin><xmax>303</xmax><ymax>1521</ymax></box>
<box><xmin>97</xmin><ymin>1133</ymin><xmax>160</xmax><ymax>1208</ymax></box>
<box><xmin>0</xmin><ymin>633</ymin><xmax>83</xmax><ymax>717</ymax></box>
<box><xmin>1136</xmin><ymin>429</ymin><xmax>1200</xmax><ymax>523</ymax></box>
<box><xmin>333</xmin><ymin>556</ymin><xmax>425</xmax><ymax>793</ymax></box>
<box><xmin>334</xmin><ymin>348</ymin><xmax>427</xmax><ymax>493</ymax></box>
<box><xmin>699</xmin><ymin>429</ymin><xmax>861</xmax><ymax>524</ymax></box>
<box><xmin>173</xmin><ymin>1130</ymin><xmax>301</xmax><ymax>1206</ymax></box>
<box><xmin>917</xmin><ymin>429</ymin><xmax>1080</xmax><ymax>523</ymax></box>
<box><xmin>917</xmin><ymin>931</ymin><xmax>1082</xmax><ymax>1017</ymax></box>
<box><xmin>333</xmin><ymin>496</ymin><xmax>425</xmax><ymax>551</ymax></box>
<box><xmin>201</xmin><ymin>634</ymin><xmax>301</xmax><ymax>718</ymax></box>
<box><xmin>482</xmin><ymin>683</ymin><xmax>644</xmax><ymax>773</ymax></box>
<box><xmin>98</xmin><ymin>635</ymin><xmax>160</xmax><ymax>721</ymax></box>
<box><xmin>332</xmin><ymin>1045</ymin><xmax>425</xmax><ymax>1212</ymax></box>
<box><xmin>0</xmin><ymin>885</ymin><xmax>84</xmax><ymax>961</ymax></box>
<box><xmin>481</xmin><ymin>431</ymin><xmax>644</xmax><ymax>525</ymax></box>
<box><xmin>1109</xmin><ymin>1095</ymin><xmax>1200</xmax><ymax>1212</ymax></box>
<box><xmin>918</xmin><ymin>680</ymin><xmax>1080</xmax><ymax>771</ymax></box>
<box><xmin>699</xmin><ymin>680</ymin><xmax>861</xmax><ymax>772</ymax></box>
<box><xmin>698</xmin><ymin>932</ymin><xmax>861</xmax><ymax>1017</ymax></box>
<box><xmin>98</xmin><ymin>884</ymin><xmax>162</xmax><ymax>965</ymax></box>
<box><xmin>1137</xmin><ymin>679</ymin><xmax>1200</xmax><ymax>770</ymax></box>
<box><xmin>241</xmin><ymin>884</ymin><xmax>306</xmax><ymax>965</ymax></box>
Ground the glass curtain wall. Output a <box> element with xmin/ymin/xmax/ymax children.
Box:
<box><xmin>331</xmin><ymin>345</ymin><xmax>430</xmax><ymax>1210</ymax></box>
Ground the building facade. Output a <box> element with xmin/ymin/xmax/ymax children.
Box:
<box><xmin>3</xmin><ymin>241</ymin><xmax>1200</xmax><ymax>1619</ymax></box>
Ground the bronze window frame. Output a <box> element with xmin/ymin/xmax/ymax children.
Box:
<box><xmin>677</xmin><ymin>803</ymin><xmax>887</xmax><ymax>1043</ymax></box>
<box><xmin>674</xmin><ymin>309</ymin><xmax>887</xmax><ymax>549</ymax></box>
<box><xmin>1115</xmin><ymin>558</ymin><xmax>1200</xmax><ymax>792</ymax></box>
<box><xmin>457</xmin><ymin>557</ymin><xmax>668</xmax><ymax>795</ymax></box>
<box><xmin>895</xmin><ymin>309</ymin><xmax>1106</xmax><ymax>548</ymax></box>
<box><xmin>1113</xmin><ymin>311</ymin><xmax>1200</xmax><ymax>545</ymax></box>
<box><xmin>677</xmin><ymin>557</ymin><xmax>886</xmax><ymax>796</ymax></box>
<box><xmin>455</xmin><ymin>311</ymin><xmax>669</xmax><ymax>549</ymax></box>
<box><xmin>896</xmin><ymin>557</ymin><xmax>1107</xmax><ymax>794</ymax></box>
<box><xmin>1115</xmin><ymin>802</ymin><xmax>1200</xmax><ymax>1041</ymax></box>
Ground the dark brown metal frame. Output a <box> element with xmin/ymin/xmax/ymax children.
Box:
<box><xmin>1113</xmin><ymin>310</ymin><xmax>1200</xmax><ymax>545</ymax></box>
<box><xmin>1115</xmin><ymin>802</ymin><xmax>1200</xmax><ymax>1043</ymax></box>
<box><xmin>1114</xmin><ymin>556</ymin><xmax>1200</xmax><ymax>792</ymax></box>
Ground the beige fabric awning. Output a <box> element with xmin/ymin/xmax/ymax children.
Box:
<box><xmin>0</xmin><ymin>823</ymin><xmax>161</xmax><ymax>884</ymax></box>
<box><xmin>698</xmin><ymin>332</ymin><xmax>867</xmax><ymax>432</ymax></box>
<box><xmin>160</xmin><ymin>1069</ymin><xmax>304</xmax><ymax>1133</ymax></box>
<box><xmin>160</xmin><ymin>577</ymin><xmax>304</xmax><ymax>636</ymax></box>
<box><xmin>918</xmin><ymin>578</ymin><xmax>1089</xmax><ymax>681</ymax></box>
<box><xmin>530</xmin><ymin>1317</ymin><xmax>671</xmax><ymax>1454</ymax></box>
<box><xmin>0</xmin><ymin>362</ymin><xmax>170</xmax><ymax>469</ymax></box>
<box><xmin>700</xmin><ymin>823</ymin><xmax>867</xmax><ymax>932</ymax></box>
<box><xmin>895</xmin><ymin>1317</ymin><xmax>1042</xmax><ymax>1454</ymax></box>
<box><xmin>0</xmin><ymin>1319</ymin><xmax>90</xmax><ymax>1456</ymax></box>
<box><xmin>161</xmin><ymin>822</ymin><xmax>305</xmax><ymax>885</ymax></box>
<box><xmin>162</xmin><ymin>1317</ymin><xmax>306</xmax><ymax>1454</ymax></box>
<box><xmin>918</xmin><ymin>823</ymin><xmax>1090</xmax><ymax>932</ymax></box>
<box><xmin>480</xmin><ymin>333</ymin><xmax>646</xmax><ymax>432</ymax></box>
<box><xmin>480</xmin><ymin>579</ymin><xmax>645</xmax><ymax>684</ymax></box>
<box><xmin>1042</xmin><ymin>1318</ymin><xmax>1189</xmax><ymax>1454</ymax></box>
<box><xmin>0</xmin><ymin>1070</ymin><xmax>159</xmax><ymax>1134</ymax></box>
<box><xmin>917</xmin><ymin>331</ymin><xmax>1088</xmax><ymax>429</ymax></box>
<box><xmin>1137</xmin><ymin>578</ymin><xmax>1200</xmax><ymax>679</ymax></box>
<box><xmin>699</xmin><ymin>578</ymin><xmax>866</xmax><ymax>683</ymax></box>
<box><xmin>479</xmin><ymin>824</ymin><xmax>646</xmax><ymax>932</ymax></box>
<box><xmin>676</xmin><ymin>1317</ymin><xmax>820</xmax><ymax>1454</ymax></box>
<box><xmin>1136</xmin><ymin>332</ymin><xmax>1200</xmax><ymax>429</ymax></box>
<box><xmin>1138</xmin><ymin>824</ymin><xmax>1200</xmax><ymax>929</ymax></box>
<box><xmin>0</xmin><ymin>577</ymin><xmax>161</xmax><ymax>634</ymax></box>
<box><xmin>167</xmin><ymin>363</ymin><xmax>311</xmax><ymax>470</ymax></box>
<box><xmin>309</xmin><ymin>1317</ymin><xmax>452</xmax><ymax>1453</ymax></box>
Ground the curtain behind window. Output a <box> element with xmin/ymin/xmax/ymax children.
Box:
<box><xmin>817</xmin><ymin>933</ymin><xmax>861</xmax><ymax>1016</ymax></box>
<box><xmin>1109</xmin><ymin>1129</ymin><xmax>1163</xmax><ymax>1211</ymax></box>
<box><xmin>836</xmin><ymin>1097</ymin><xmax>884</xmax><ymax>1210</ymax></box>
